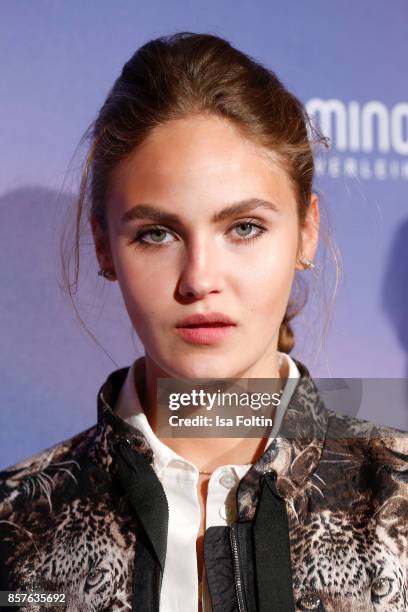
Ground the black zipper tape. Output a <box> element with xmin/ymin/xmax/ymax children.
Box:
<box><xmin>252</xmin><ymin>471</ymin><xmax>296</xmax><ymax>611</ymax></box>
<box><xmin>115</xmin><ymin>438</ymin><xmax>169</xmax><ymax>611</ymax></box>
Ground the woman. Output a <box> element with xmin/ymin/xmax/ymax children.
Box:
<box><xmin>1</xmin><ymin>32</ymin><xmax>408</xmax><ymax>612</ymax></box>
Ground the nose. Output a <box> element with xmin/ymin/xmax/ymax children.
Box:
<box><xmin>177</xmin><ymin>238</ymin><xmax>223</xmax><ymax>299</ymax></box>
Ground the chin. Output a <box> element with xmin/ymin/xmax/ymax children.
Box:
<box><xmin>164</xmin><ymin>352</ymin><xmax>239</xmax><ymax>381</ymax></box>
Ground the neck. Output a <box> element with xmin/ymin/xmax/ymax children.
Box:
<box><xmin>135</xmin><ymin>348</ymin><xmax>287</xmax><ymax>470</ymax></box>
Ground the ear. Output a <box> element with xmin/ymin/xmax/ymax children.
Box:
<box><xmin>295</xmin><ymin>192</ymin><xmax>320</xmax><ymax>271</ymax></box>
<box><xmin>90</xmin><ymin>213</ymin><xmax>117</xmax><ymax>281</ymax></box>
<box><xmin>375</xmin><ymin>494</ymin><xmax>408</xmax><ymax>550</ymax></box>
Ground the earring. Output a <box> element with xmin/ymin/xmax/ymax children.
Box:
<box><xmin>299</xmin><ymin>257</ymin><xmax>315</xmax><ymax>270</ymax></box>
<box><xmin>97</xmin><ymin>269</ymin><xmax>115</xmax><ymax>280</ymax></box>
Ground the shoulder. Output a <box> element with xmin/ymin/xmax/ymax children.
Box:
<box><xmin>324</xmin><ymin>411</ymin><xmax>408</xmax><ymax>486</ymax></box>
<box><xmin>296</xmin><ymin>366</ymin><xmax>408</xmax><ymax>456</ymax></box>
<box><xmin>0</xmin><ymin>425</ymin><xmax>97</xmax><ymax>511</ymax></box>
<box><xmin>327</xmin><ymin>410</ymin><xmax>408</xmax><ymax>448</ymax></box>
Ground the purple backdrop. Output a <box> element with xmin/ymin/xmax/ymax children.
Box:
<box><xmin>1</xmin><ymin>0</ymin><xmax>408</xmax><ymax>468</ymax></box>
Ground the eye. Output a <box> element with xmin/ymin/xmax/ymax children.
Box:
<box><xmin>84</xmin><ymin>568</ymin><xmax>108</xmax><ymax>591</ymax></box>
<box><xmin>297</xmin><ymin>591</ymin><xmax>323</xmax><ymax>610</ymax></box>
<box><xmin>371</xmin><ymin>576</ymin><xmax>393</xmax><ymax>600</ymax></box>
<box><xmin>229</xmin><ymin>220</ymin><xmax>266</xmax><ymax>242</ymax></box>
<box><xmin>134</xmin><ymin>226</ymin><xmax>175</xmax><ymax>246</ymax></box>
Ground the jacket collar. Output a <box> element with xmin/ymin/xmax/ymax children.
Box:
<box><xmin>235</xmin><ymin>359</ymin><xmax>331</xmax><ymax>520</ymax></box>
<box><xmin>89</xmin><ymin>366</ymin><xmax>154</xmax><ymax>473</ymax></box>
<box><xmin>90</xmin><ymin>358</ymin><xmax>331</xmax><ymax>520</ymax></box>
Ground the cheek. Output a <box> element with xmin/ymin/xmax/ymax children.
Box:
<box><xmin>116</xmin><ymin>257</ymin><xmax>174</xmax><ymax>327</ymax></box>
<box><xmin>246</xmin><ymin>263</ymin><xmax>295</xmax><ymax>311</ymax></box>
<box><xmin>239</xmin><ymin>233</ymin><xmax>297</xmax><ymax>317</ymax></box>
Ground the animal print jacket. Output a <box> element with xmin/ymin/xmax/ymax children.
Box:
<box><xmin>1</xmin><ymin>360</ymin><xmax>408</xmax><ymax>611</ymax></box>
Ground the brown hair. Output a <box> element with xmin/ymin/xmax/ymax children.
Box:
<box><xmin>61</xmin><ymin>31</ymin><xmax>331</xmax><ymax>355</ymax></box>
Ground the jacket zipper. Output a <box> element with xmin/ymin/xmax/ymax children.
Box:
<box><xmin>116</xmin><ymin>436</ymin><xmax>169</xmax><ymax>611</ymax></box>
<box><xmin>229</xmin><ymin>522</ymin><xmax>247</xmax><ymax>612</ymax></box>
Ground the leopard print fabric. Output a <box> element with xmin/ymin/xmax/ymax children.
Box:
<box><xmin>235</xmin><ymin>365</ymin><xmax>408</xmax><ymax>611</ymax></box>
<box><xmin>0</xmin><ymin>427</ymin><xmax>141</xmax><ymax>610</ymax></box>
<box><xmin>243</xmin><ymin>407</ymin><xmax>408</xmax><ymax>610</ymax></box>
<box><xmin>2</xmin><ymin>362</ymin><xmax>408</xmax><ymax>611</ymax></box>
<box><xmin>0</xmin><ymin>368</ymin><xmax>153</xmax><ymax>610</ymax></box>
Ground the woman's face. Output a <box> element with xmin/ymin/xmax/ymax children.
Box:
<box><xmin>94</xmin><ymin>114</ymin><xmax>319</xmax><ymax>379</ymax></box>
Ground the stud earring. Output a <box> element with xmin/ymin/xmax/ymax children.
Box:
<box><xmin>299</xmin><ymin>257</ymin><xmax>315</xmax><ymax>270</ymax></box>
<box><xmin>97</xmin><ymin>269</ymin><xmax>115</xmax><ymax>280</ymax></box>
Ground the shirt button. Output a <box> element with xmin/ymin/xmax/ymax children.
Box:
<box><xmin>219</xmin><ymin>505</ymin><xmax>227</xmax><ymax>520</ymax></box>
<box><xmin>219</xmin><ymin>473</ymin><xmax>238</xmax><ymax>488</ymax></box>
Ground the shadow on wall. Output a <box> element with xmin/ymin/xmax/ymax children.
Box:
<box><xmin>0</xmin><ymin>186</ymin><xmax>141</xmax><ymax>469</ymax></box>
<box><xmin>381</xmin><ymin>217</ymin><xmax>408</xmax><ymax>379</ymax></box>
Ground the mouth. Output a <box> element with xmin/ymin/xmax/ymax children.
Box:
<box><xmin>175</xmin><ymin>322</ymin><xmax>236</xmax><ymax>345</ymax></box>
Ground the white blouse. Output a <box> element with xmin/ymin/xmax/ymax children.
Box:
<box><xmin>115</xmin><ymin>352</ymin><xmax>300</xmax><ymax>611</ymax></box>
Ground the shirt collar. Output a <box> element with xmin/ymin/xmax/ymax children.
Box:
<box><xmin>114</xmin><ymin>356</ymin><xmax>181</xmax><ymax>477</ymax></box>
<box><xmin>113</xmin><ymin>352</ymin><xmax>301</xmax><ymax>477</ymax></box>
<box><xmin>93</xmin><ymin>354</ymin><xmax>331</xmax><ymax>520</ymax></box>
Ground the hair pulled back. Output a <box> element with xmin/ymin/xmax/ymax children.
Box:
<box><xmin>63</xmin><ymin>31</ymin><xmax>329</xmax><ymax>354</ymax></box>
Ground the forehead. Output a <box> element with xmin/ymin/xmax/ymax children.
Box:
<box><xmin>108</xmin><ymin>114</ymin><xmax>297</xmax><ymax>217</ymax></box>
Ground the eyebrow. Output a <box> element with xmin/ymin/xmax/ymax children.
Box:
<box><xmin>120</xmin><ymin>198</ymin><xmax>280</xmax><ymax>225</ymax></box>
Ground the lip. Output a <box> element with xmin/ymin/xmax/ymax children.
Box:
<box><xmin>175</xmin><ymin>312</ymin><xmax>236</xmax><ymax>327</ymax></box>
<box><xmin>175</xmin><ymin>312</ymin><xmax>237</xmax><ymax>345</ymax></box>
